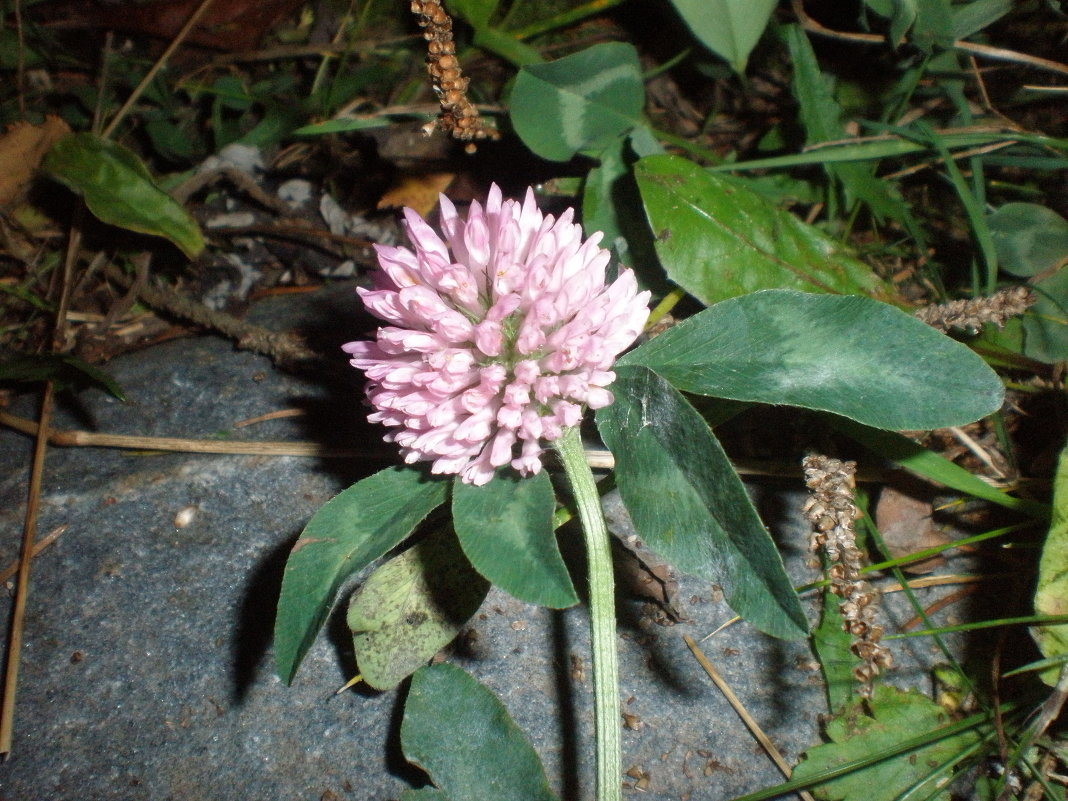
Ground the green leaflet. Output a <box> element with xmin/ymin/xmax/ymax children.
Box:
<box><xmin>621</xmin><ymin>289</ymin><xmax>1004</xmax><ymax>431</ymax></box>
<box><xmin>348</xmin><ymin>528</ymin><xmax>489</xmax><ymax>690</ymax></box>
<box><xmin>510</xmin><ymin>42</ymin><xmax>644</xmax><ymax>162</ymax></box>
<box><xmin>667</xmin><ymin>0</ymin><xmax>777</xmax><ymax>74</ymax></box>
<box><xmin>596</xmin><ymin>365</ymin><xmax>808</xmax><ymax>640</ymax></box>
<box><xmin>989</xmin><ymin>203</ymin><xmax>1068</xmax><ymax>363</ymax></box>
<box><xmin>273</xmin><ymin>467</ymin><xmax>449</xmax><ymax>684</ymax></box>
<box><xmin>402</xmin><ymin>663</ymin><xmax>559</xmax><ymax>801</ymax></box>
<box><xmin>635</xmin><ymin>155</ymin><xmax>893</xmax><ymax>305</ymax></box>
<box><xmin>989</xmin><ymin>203</ymin><xmax>1068</xmax><ymax>278</ymax></box>
<box><xmin>452</xmin><ymin>470</ymin><xmax>577</xmax><ymax>609</ymax></box>
<box><xmin>42</xmin><ymin>133</ymin><xmax>204</xmax><ymax>259</ymax></box>
<box><xmin>1018</xmin><ymin>268</ymin><xmax>1068</xmax><ymax>363</ymax></box>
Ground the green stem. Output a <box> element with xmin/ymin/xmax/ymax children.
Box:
<box><xmin>647</xmin><ymin>125</ymin><xmax>724</xmax><ymax>165</ymax></box>
<box><xmin>508</xmin><ymin>0</ymin><xmax>629</xmax><ymax>41</ymax></box>
<box><xmin>555</xmin><ymin>426</ymin><xmax>620</xmax><ymax>801</ymax></box>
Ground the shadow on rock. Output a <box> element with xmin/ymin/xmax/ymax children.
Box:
<box><xmin>231</xmin><ymin>530</ymin><xmax>298</xmax><ymax>705</ymax></box>
<box><xmin>551</xmin><ymin>609</ymin><xmax>581</xmax><ymax>801</ymax></box>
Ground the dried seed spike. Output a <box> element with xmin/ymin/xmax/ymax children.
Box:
<box><xmin>410</xmin><ymin>0</ymin><xmax>500</xmax><ymax>146</ymax></box>
<box><xmin>802</xmin><ymin>454</ymin><xmax>893</xmax><ymax>697</ymax></box>
<box><xmin>915</xmin><ymin>285</ymin><xmax>1037</xmax><ymax>334</ymax></box>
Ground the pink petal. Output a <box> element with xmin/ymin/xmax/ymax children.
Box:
<box><xmin>345</xmin><ymin>183</ymin><xmax>649</xmax><ymax>483</ymax></box>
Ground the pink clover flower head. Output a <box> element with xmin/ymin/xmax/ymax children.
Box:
<box><xmin>344</xmin><ymin>184</ymin><xmax>651</xmax><ymax>486</ymax></box>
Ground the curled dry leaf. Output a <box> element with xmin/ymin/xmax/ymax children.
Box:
<box><xmin>376</xmin><ymin>172</ymin><xmax>455</xmax><ymax>217</ymax></box>
<box><xmin>0</xmin><ymin>115</ymin><xmax>71</xmax><ymax>208</ymax></box>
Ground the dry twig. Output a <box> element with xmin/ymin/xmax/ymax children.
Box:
<box><xmin>102</xmin><ymin>262</ymin><xmax>320</xmax><ymax>367</ymax></box>
<box><xmin>100</xmin><ymin>0</ymin><xmax>219</xmax><ymax>138</ymax></box>
<box><xmin>791</xmin><ymin>0</ymin><xmax>1068</xmax><ymax>78</ymax></box>
<box><xmin>684</xmin><ymin>635</ymin><xmax>817</xmax><ymax>801</ymax></box>
<box><xmin>0</xmin><ymin>409</ymin><xmax>371</xmax><ymax>458</ymax></box>
<box><xmin>171</xmin><ymin>165</ymin><xmax>295</xmax><ymax>214</ymax></box>
<box><xmin>0</xmin><ymin>525</ymin><xmax>68</xmax><ymax>585</ymax></box>
<box><xmin>0</xmin><ymin>204</ymin><xmax>82</xmax><ymax>756</ymax></box>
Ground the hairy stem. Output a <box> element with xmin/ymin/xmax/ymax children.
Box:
<box><xmin>555</xmin><ymin>426</ymin><xmax>620</xmax><ymax>801</ymax></box>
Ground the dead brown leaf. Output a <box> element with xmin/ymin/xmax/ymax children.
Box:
<box><xmin>874</xmin><ymin>478</ymin><xmax>953</xmax><ymax>573</ymax></box>
<box><xmin>377</xmin><ymin>172</ymin><xmax>455</xmax><ymax>217</ymax></box>
<box><xmin>0</xmin><ymin>115</ymin><xmax>71</xmax><ymax>209</ymax></box>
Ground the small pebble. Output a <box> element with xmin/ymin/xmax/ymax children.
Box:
<box><xmin>174</xmin><ymin>506</ymin><xmax>198</xmax><ymax>529</ymax></box>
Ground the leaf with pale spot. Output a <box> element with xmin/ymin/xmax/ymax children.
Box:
<box><xmin>348</xmin><ymin>528</ymin><xmax>488</xmax><ymax>690</ymax></box>
<box><xmin>511</xmin><ymin>43</ymin><xmax>644</xmax><ymax>162</ymax></box>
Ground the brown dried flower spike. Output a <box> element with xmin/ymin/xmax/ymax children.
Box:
<box><xmin>411</xmin><ymin>0</ymin><xmax>500</xmax><ymax>149</ymax></box>
<box><xmin>915</xmin><ymin>285</ymin><xmax>1036</xmax><ymax>334</ymax></box>
<box><xmin>802</xmin><ymin>455</ymin><xmax>893</xmax><ymax>696</ymax></box>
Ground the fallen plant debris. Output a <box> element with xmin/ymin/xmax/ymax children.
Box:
<box><xmin>0</xmin><ymin>116</ymin><xmax>71</xmax><ymax>208</ymax></box>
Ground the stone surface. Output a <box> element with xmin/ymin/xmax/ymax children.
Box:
<box><xmin>0</xmin><ymin>286</ymin><xmax>957</xmax><ymax>801</ymax></box>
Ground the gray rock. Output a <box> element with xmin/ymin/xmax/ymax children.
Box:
<box><xmin>0</xmin><ymin>287</ymin><xmax>953</xmax><ymax>801</ymax></box>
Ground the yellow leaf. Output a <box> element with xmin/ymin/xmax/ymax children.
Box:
<box><xmin>377</xmin><ymin>172</ymin><xmax>455</xmax><ymax>217</ymax></box>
